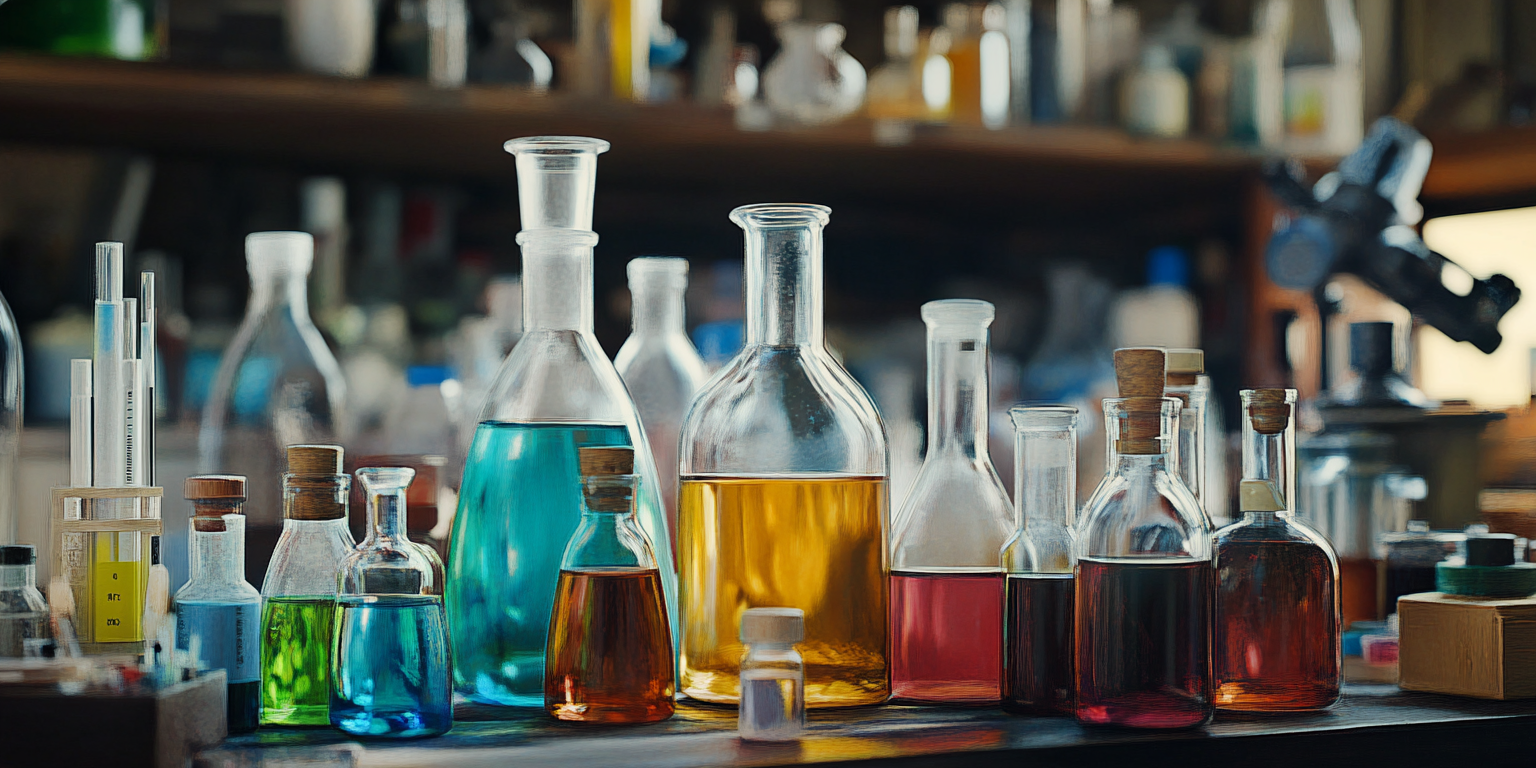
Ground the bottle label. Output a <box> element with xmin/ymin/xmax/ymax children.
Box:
<box><xmin>176</xmin><ymin>602</ymin><xmax>260</xmax><ymax>683</ymax></box>
<box><xmin>93</xmin><ymin>560</ymin><xmax>144</xmax><ymax>642</ymax></box>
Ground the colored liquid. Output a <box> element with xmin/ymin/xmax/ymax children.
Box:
<box><xmin>260</xmin><ymin>596</ymin><xmax>336</xmax><ymax>725</ymax></box>
<box><xmin>1004</xmin><ymin>574</ymin><xmax>1074</xmax><ymax>715</ymax></box>
<box><xmin>1075</xmin><ymin>558</ymin><xmax>1212</xmax><ymax>729</ymax></box>
<box><xmin>1215</xmin><ymin>538</ymin><xmax>1340</xmax><ymax>711</ymax></box>
<box><xmin>889</xmin><ymin>570</ymin><xmax>1003</xmax><ymax>704</ymax></box>
<box><xmin>1338</xmin><ymin>557</ymin><xmax>1380</xmax><ymax>627</ymax></box>
<box><xmin>176</xmin><ymin>600</ymin><xmax>261</xmax><ymax>733</ymax></box>
<box><xmin>679</xmin><ymin>475</ymin><xmax>888</xmax><ymax>707</ymax></box>
<box><xmin>545</xmin><ymin>567</ymin><xmax>675</xmax><ymax>723</ymax></box>
<box><xmin>331</xmin><ymin>595</ymin><xmax>452</xmax><ymax>738</ymax></box>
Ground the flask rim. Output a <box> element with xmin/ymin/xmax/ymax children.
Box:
<box><xmin>503</xmin><ymin>136</ymin><xmax>611</xmax><ymax>156</ymax></box>
<box><xmin>1009</xmin><ymin>404</ymin><xmax>1079</xmax><ymax>430</ymax></box>
<box><xmin>730</xmin><ymin>203</ymin><xmax>831</xmax><ymax>229</ymax></box>
<box><xmin>921</xmin><ymin>298</ymin><xmax>994</xmax><ymax>327</ymax></box>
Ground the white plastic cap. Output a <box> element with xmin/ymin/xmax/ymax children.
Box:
<box><xmin>246</xmin><ymin>231</ymin><xmax>315</xmax><ymax>275</ymax></box>
<box><xmin>628</xmin><ymin>257</ymin><xmax>688</xmax><ymax>291</ymax></box>
<box><xmin>740</xmin><ymin>607</ymin><xmax>805</xmax><ymax>644</ymax></box>
<box><xmin>1166</xmin><ymin>348</ymin><xmax>1205</xmax><ymax>375</ymax></box>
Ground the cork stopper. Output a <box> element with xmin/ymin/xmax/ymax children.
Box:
<box><xmin>579</xmin><ymin>446</ymin><xmax>635</xmax><ymax>512</ymax></box>
<box><xmin>579</xmin><ymin>446</ymin><xmax>634</xmax><ymax>477</ymax></box>
<box><xmin>185</xmin><ymin>475</ymin><xmax>247</xmax><ymax>501</ymax></box>
<box><xmin>287</xmin><ymin>444</ymin><xmax>343</xmax><ymax>474</ymax></box>
<box><xmin>192</xmin><ymin>516</ymin><xmax>229</xmax><ymax>532</ymax></box>
<box><xmin>285</xmin><ymin>445</ymin><xmax>348</xmax><ymax>521</ymax></box>
<box><xmin>1114</xmin><ymin>348</ymin><xmax>1166</xmax><ymax>455</ymax></box>
<box><xmin>1245</xmin><ymin>388</ymin><xmax>1293</xmax><ymax>435</ymax></box>
<box><xmin>1166</xmin><ymin>348</ymin><xmax>1204</xmax><ymax>386</ymax></box>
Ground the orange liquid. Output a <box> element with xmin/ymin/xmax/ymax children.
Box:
<box><xmin>544</xmin><ymin>568</ymin><xmax>675</xmax><ymax>723</ymax></box>
<box><xmin>1215</xmin><ymin>539</ymin><xmax>1340</xmax><ymax>710</ymax></box>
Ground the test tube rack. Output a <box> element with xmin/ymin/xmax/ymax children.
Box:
<box><xmin>50</xmin><ymin>486</ymin><xmax>163</xmax><ymax>653</ymax></box>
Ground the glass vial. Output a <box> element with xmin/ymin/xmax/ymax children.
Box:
<box><xmin>678</xmin><ymin>204</ymin><xmax>889</xmax><ymax>708</ymax></box>
<box><xmin>1214</xmin><ymin>389</ymin><xmax>1340</xmax><ymax>711</ymax></box>
<box><xmin>545</xmin><ymin>446</ymin><xmax>675</xmax><ymax>723</ymax></box>
<box><xmin>1001</xmin><ymin>405</ymin><xmax>1078</xmax><ymax>715</ymax></box>
<box><xmin>1075</xmin><ymin>348</ymin><xmax>1212</xmax><ymax>729</ymax></box>
<box><xmin>0</xmin><ymin>545</ymin><xmax>49</xmax><ymax>658</ymax></box>
<box><xmin>738</xmin><ymin>608</ymin><xmax>806</xmax><ymax>741</ymax></box>
<box><xmin>889</xmin><ymin>299</ymin><xmax>1011</xmax><ymax>704</ymax></box>
<box><xmin>332</xmin><ymin>467</ymin><xmax>452</xmax><ymax>738</ymax></box>
<box><xmin>1164</xmin><ymin>349</ymin><xmax>1209</xmax><ymax>522</ymax></box>
<box><xmin>176</xmin><ymin>476</ymin><xmax>263</xmax><ymax>734</ymax></box>
<box><xmin>260</xmin><ymin>445</ymin><xmax>357</xmax><ymax>726</ymax></box>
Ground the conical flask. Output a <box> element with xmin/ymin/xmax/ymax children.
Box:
<box><xmin>448</xmin><ymin>136</ymin><xmax>678</xmax><ymax>707</ymax></box>
<box><xmin>678</xmin><ymin>204</ymin><xmax>889</xmax><ymax>708</ymax></box>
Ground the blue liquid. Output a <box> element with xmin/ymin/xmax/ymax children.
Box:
<box><xmin>176</xmin><ymin>600</ymin><xmax>261</xmax><ymax>733</ymax></box>
<box><xmin>330</xmin><ymin>595</ymin><xmax>452</xmax><ymax>738</ymax></box>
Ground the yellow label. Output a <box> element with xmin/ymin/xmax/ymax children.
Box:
<box><xmin>93</xmin><ymin>560</ymin><xmax>144</xmax><ymax>642</ymax></box>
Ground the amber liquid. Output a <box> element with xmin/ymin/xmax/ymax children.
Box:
<box><xmin>1215</xmin><ymin>539</ymin><xmax>1340</xmax><ymax>711</ymax></box>
<box><xmin>1338</xmin><ymin>557</ymin><xmax>1380</xmax><ymax>628</ymax></box>
<box><xmin>679</xmin><ymin>475</ymin><xmax>888</xmax><ymax>707</ymax></box>
<box><xmin>545</xmin><ymin>568</ymin><xmax>675</xmax><ymax>723</ymax></box>
<box><xmin>1004</xmin><ymin>574</ymin><xmax>1075</xmax><ymax>715</ymax></box>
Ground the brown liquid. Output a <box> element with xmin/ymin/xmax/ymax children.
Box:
<box><xmin>545</xmin><ymin>568</ymin><xmax>675</xmax><ymax>723</ymax></box>
<box><xmin>1004</xmin><ymin>574</ymin><xmax>1074</xmax><ymax>715</ymax></box>
<box><xmin>1337</xmin><ymin>557</ymin><xmax>1380</xmax><ymax>628</ymax></box>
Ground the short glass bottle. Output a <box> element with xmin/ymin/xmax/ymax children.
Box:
<box><xmin>890</xmin><ymin>299</ymin><xmax>1011</xmax><ymax>704</ymax></box>
<box><xmin>332</xmin><ymin>467</ymin><xmax>452</xmax><ymax>738</ymax></box>
<box><xmin>0</xmin><ymin>545</ymin><xmax>49</xmax><ymax>658</ymax></box>
<box><xmin>1214</xmin><ymin>388</ymin><xmax>1340</xmax><ymax>711</ymax></box>
<box><xmin>738</xmin><ymin>607</ymin><xmax>806</xmax><ymax>742</ymax></box>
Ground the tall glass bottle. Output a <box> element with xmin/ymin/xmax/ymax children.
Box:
<box><xmin>260</xmin><ymin>445</ymin><xmax>357</xmax><ymax>726</ymax></box>
<box><xmin>449</xmin><ymin>137</ymin><xmax>677</xmax><ymax>707</ymax></box>
<box><xmin>1001</xmin><ymin>405</ymin><xmax>1078</xmax><ymax>715</ymax></box>
<box><xmin>1214</xmin><ymin>389</ymin><xmax>1340</xmax><ymax>711</ymax></box>
<box><xmin>1164</xmin><ymin>348</ymin><xmax>1209</xmax><ymax>521</ymax></box>
<box><xmin>0</xmin><ymin>545</ymin><xmax>48</xmax><ymax>657</ymax></box>
<box><xmin>1075</xmin><ymin>348</ymin><xmax>1212</xmax><ymax>729</ymax></box>
<box><xmin>678</xmin><ymin>203</ymin><xmax>889</xmax><ymax>708</ymax></box>
<box><xmin>889</xmin><ymin>299</ymin><xmax>1011</xmax><ymax>704</ymax></box>
<box><xmin>332</xmin><ymin>467</ymin><xmax>451</xmax><ymax>738</ymax></box>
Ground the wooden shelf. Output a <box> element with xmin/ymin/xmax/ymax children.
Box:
<box><xmin>1422</xmin><ymin>124</ymin><xmax>1536</xmax><ymax>215</ymax></box>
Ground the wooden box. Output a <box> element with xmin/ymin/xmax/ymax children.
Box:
<box><xmin>1399</xmin><ymin>592</ymin><xmax>1536</xmax><ymax>699</ymax></box>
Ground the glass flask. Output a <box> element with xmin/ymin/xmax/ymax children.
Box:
<box><xmin>1075</xmin><ymin>348</ymin><xmax>1212</xmax><ymax>729</ymax></box>
<box><xmin>889</xmin><ymin>299</ymin><xmax>1011</xmax><ymax>705</ymax></box>
<box><xmin>1214</xmin><ymin>389</ymin><xmax>1340</xmax><ymax>712</ymax></box>
<box><xmin>260</xmin><ymin>445</ymin><xmax>357</xmax><ymax>726</ymax></box>
<box><xmin>762</xmin><ymin>21</ymin><xmax>867</xmax><ymax>125</ymax></box>
<box><xmin>1001</xmin><ymin>405</ymin><xmax>1078</xmax><ymax>715</ymax></box>
<box><xmin>738</xmin><ymin>607</ymin><xmax>806</xmax><ymax>741</ymax></box>
<box><xmin>449</xmin><ymin>137</ymin><xmax>677</xmax><ymax>707</ymax></box>
<box><xmin>545</xmin><ymin>446</ymin><xmax>674</xmax><ymax>723</ymax></box>
<box><xmin>1164</xmin><ymin>349</ymin><xmax>1210</xmax><ymax>522</ymax></box>
<box><xmin>332</xmin><ymin>467</ymin><xmax>452</xmax><ymax>738</ymax></box>
<box><xmin>614</xmin><ymin>257</ymin><xmax>710</xmax><ymax>559</ymax></box>
<box><xmin>0</xmin><ymin>545</ymin><xmax>49</xmax><ymax>658</ymax></box>
<box><xmin>176</xmin><ymin>476</ymin><xmax>263</xmax><ymax>734</ymax></box>
<box><xmin>678</xmin><ymin>203</ymin><xmax>889</xmax><ymax>708</ymax></box>
<box><xmin>0</xmin><ymin>288</ymin><xmax>19</xmax><ymax>546</ymax></box>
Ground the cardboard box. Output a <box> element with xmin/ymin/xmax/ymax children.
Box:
<box><xmin>1398</xmin><ymin>592</ymin><xmax>1536</xmax><ymax>699</ymax></box>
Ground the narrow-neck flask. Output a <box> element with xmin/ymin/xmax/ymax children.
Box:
<box><xmin>678</xmin><ymin>203</ymin><xmax>889</xmax><ymax>708</ymax></box>
<box><xmin>545</xmin><ymin>447</ymin><xmax>675</xmax><ymax>723</ymax></box>
<box><xmin>614</xmin><ymin>257</ymin><xmax>710</xmax><ymax>561</ymax></box>
<box><xmin>1164</xmin><ymin>348</ymin><xmax>1210</xmax><ymax>522</ymax></box>
<box><xmin>0</xmin><ymin>545</ymin><xmax>49</xmax><ymax>658</ymax></box>
<box><xmin>1075</xmin><ymin>348</ymin><xmax>1212</xmax><ymax>729</ymax></box>
<box><xmin>448</xmin><ymin>137</ymin><xmax>678</xmax><ymax>707</ymax></box>
<box><xmin>889</xmin><ymin>299</ymin><xmax>1011</xmax><ymax>704</ymax></box>
<box><xmin>176</xmin><ymin>476</ymin><xmax>263</xmax><ymax>734</ymax></box>
<box><xmin>1214</xmin><ymin>389</ymin><xmax>1340</xmax><ymax>711</ymax></box>
<box><xmin>332</xmin><ymin>467</ymin><xmax>452</xmax><ymax>738</ymax></box>
<box><xmin>260</xmin><ymin>445</ymin><xmax>357</xmax><ymax>726</ymax></box>
<box><xmin>1001</xmin><ymin>405</ymin><xmax>1078</xmax><ymax>715</ymax></box>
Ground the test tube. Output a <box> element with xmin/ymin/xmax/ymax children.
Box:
<box><xmin>69</xmin><ymin>360</ymin><xmax>92</xmax><ymax>520</ymax></box>
<box><xmin>92</xmin><ymin>243</ymin><xmax>127</xmax><ymax>500</ymax></box>
<box><xmin>140</xmin><ymin>272</ymin><xmax>157</xmax><ymax>486</ymax></box>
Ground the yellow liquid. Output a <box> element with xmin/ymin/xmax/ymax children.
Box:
<box><xmin>679</xmin><ymin>475</ymin><xmax>889</xmax><ymax>708</ymax></box>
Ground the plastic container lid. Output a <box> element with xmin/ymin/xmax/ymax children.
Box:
<box><xmin>1146</xmin><ymin>246</ymin><xmax>1191</xmax><ymax>288</ymax></box>
<box><xmin>0</xmin><ymin>544</ymin><xmax>35</xmax><ymax>566</ymax></box>
<box><xmin>407</xmin><ymin>365</ymin><xmax>454</xmax><ymax>388</ymax></box>
<box><xmin>1165</xmin><ymin>348</ymin><xmax>1204</xmax><ymax>375</ymax></box>
<box><xmin>246</xmin><ymin>232</ymin><xmax>314</xmax><ymax>274</ymax></box>
<box><xmin>740</xmin><ymin>607</ymin><xmax>805</xmax><ymax>644</ymax></box>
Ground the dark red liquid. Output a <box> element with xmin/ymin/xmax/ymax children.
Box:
<box><xmin>1004</xmin><ymin>574</ymin><xmax>1074</xmax><ymax>715</ymax></box>
<box><xmin>1075</xmin><ymin>558</ymin><xmax>1212</xmax><ymax>728</ymax></box>
<box><xmin>1215</xmin><ymin>539</ymin><xmax>1340</xmax><ymax>711</ymax></box>
<box><xmin>890</xmin><ymin>570</ymin><xmax>1004</xmax><ymax>704</ymax></box>
<box><xmin>545</xmin><ymin>568</ymin><xmax>675</xmax><ymax>723</ymax></box>
<box><xmin>1338</xmin><ymin>557</ymin><xmax>1380</xmax><ymax>628</ymax></box>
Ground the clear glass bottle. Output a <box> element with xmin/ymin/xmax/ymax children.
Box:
<box><xmin>1164</xmin><ymin>348</ymin><xmax>1209</xmax><ymax>522</ymax></box>
<box><xmin>1214</xmin><ymin>388</ymin><xmax>1340</xmax><ymax>711</ymax></box>
<box><xmin>0</xmin><ymin>545</ymin><xmax>49</xmax><ymax>658</ymax></box>
<box><xmin>1075</xmin><ymin>348</ymin><xmax>1212</xmax><ymax>729</ymax></box>
<box><xmin>545</xmin><ymin>446</ymin><xmax>674</xmax><ymax>723</ymax></box>
<box><xmin>260</xmin><ymin>445</ymin><xmax>357</xmax><ymax>726</ymax></box>
<box><xmin>0</xmin><ymin>288</ymin><xmax>20</xmax><ymax>546</ymax></box>
<box><xmin>738</xmin><ymin>607</ymin><xmax>805</xmax><ymax>741</ymax></box>
<box><xmin>866</xmin><ymin>6</ymin><xmax>925</xmax><ymax>123</ymax></box>
<box><xmin>889</xmin><ymin>299</ymin><xmax>1011</xmax><ymax>704</ymax></box>
<box><xmin>1001</xmin><ymin>405</ymin><xmax>1078</xmax><ymax>715</ymax></box>
<box><xmin>678</xmin><ymin>203</ymin><xmax>889</xmax><ymax>708</ymax></box>
<box><xmin>332</xmin><ymin>467</ymin><xmax>452</xmax><ymax>738</ymax></box>
<box><xmin>449</xmin><ymin>137</ymin><xmax>677</xmax><ymax>707</ymax></box>
<box><xmin>614</xmin><ymin>257</ymin><xmax>710</xmax><ymax>559</ymax></box>
<box><xmin>763</xmin><ymin>20</ymin><xmax>867</xmax><ymax>125</ymax></box>
<box><xmin>176</xmin><ymin>475</ymin><xmax>263</xmax><ymax>734</ymax></box>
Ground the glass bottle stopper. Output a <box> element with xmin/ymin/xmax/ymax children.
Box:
<box><xmin>578</xmin><ymin>446</ymin><xmax>635</xmax><ymax>512</ymax></box>
<box><xmin>285</xmin><ymin>444</ymin><xmax>347</xmax><ymax>521</ymax></box>
<box><xmin>1113</xmin><ymin>347</ymin><xmax>1167</xmax><ymax>455</ymax></box>
<box><xmin>1245</xmin><ymin>389</ymin><xmax>1292</xmax><ymax>435</ymax></box>
<box><xmin>185</xmin><ymin>474</ymin><xmax>247</xmax><ymax>531</ymax></box>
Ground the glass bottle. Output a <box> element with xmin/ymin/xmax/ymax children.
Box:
<box><xmin>614</xmin><ymin>256</ymin><xmax>710</xmax><ymax>559</ymax></box>
<box><xmin>260</xmin><ymin>445</ymin><xmax>357</xmax><ymax>726</ymax></box>
<box><xmin>1214</xmin><ymin>388</ymin><xmax>1340</xmax><ymax>711</ymax></box>
<box><xmin>449</xmin><ymin>137</ymin><xmax>677</xmax><ymax>707</ymax></box>
<box><xmin>1001</xmin><ymin>405</ymin><xmax>1078</xmax><ymax>715</ymax></box>
<box><xmin>763</xmin><ymin>20</ymin><xmax>867</xmax><ymax>125</ymax></box>
<box><xmin>678</xmin><ymin>203</ymin><xmax>889</xmax><ymax>708</ymax></box>
<box><xmin>0</xmin><ymin>288</ymin><xmax>19</xmax><ymax>546</ymax></box>
<box><xmin>176</xmin><ymin>475</ymin><xmax>263</xmax><ymax>734</ymax></box>
<box><xmin>738</xmin><ymin>607</ymin><xmax>805</xmax><ymax>741</ymax></box>
<box><xmin>0</xmin><ymin>545</ymin><xmax>49</xmax><ymax>658</ymax></box>
<box><xmin>889</xmin><ymin>299</ymin><xmax>1011</xmax><ymax>704</ymax></box>
<box><xmin>332</xmin><ymin>467</ymin><xmax>452</xmax><ymax>738</ymax></box>
<box><xmin>545</xmin><ymin>446</ymin><xmax>674</xmax><ymax>723</ymax></box>
<box><xmin>1075</xmin><ymin>348</ymin><xmax>1212</xmax><ymax>729</ymax></box>
<box><xmin>866</xmin><ymin>6</ymin><xmax>925</xmax><ymax>123</ymax></box>
<box><xmin>1164</xmin><ymin>348</ymin><xmax>1209</xmax><ymax>522</ymax></box>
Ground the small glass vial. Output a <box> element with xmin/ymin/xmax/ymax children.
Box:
<box><xmin>0</xmin><ymin>545</ymin><xmax>49</xmax><ymax>658</ymax></box>
<box><xmin>738</xmin><ymin>608</ymin><xmax>805</xmax><ymax>742</ymax></box>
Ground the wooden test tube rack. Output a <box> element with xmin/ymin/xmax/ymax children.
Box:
<box><xmin>50</xmin><ymin>486</ymin><xmax>163</xmax><ymax>654</ymax></box>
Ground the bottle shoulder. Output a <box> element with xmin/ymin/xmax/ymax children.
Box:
<box><xmin>892</xmin><ymin>456</ymin><xmax>1013</xmax><ymax>569</ymax></box>
<box><xmin>1077</xmin><ymin>461</ymin><xmax>1210</xmax><ymax>560</ymax></box>
<box><xmin>482</xmin><ymin>328</ymin><xmax>640</xmax><ymax>424</ymax></box>
<box><xmin>1215</xmin><ymin>515</ymin><xmax>1338</xmax><ymax>558</ymax></box>
<box><xmin>261</xmin><ymin>522</ymin><xmax>357</xmax><ymax>596</ymax></box>
<box><xmin>176</xmin><ymin>579</ymin><xmax>262</xmax><ymax>605</ymax></box>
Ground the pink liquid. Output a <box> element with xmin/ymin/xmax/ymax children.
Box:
<box><xmin>890</xmin><ymin>570</ymin><xmax>1004</xmax><ymax>704</ymax></box>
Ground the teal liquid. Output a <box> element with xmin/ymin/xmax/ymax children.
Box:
<box><xmin>330</xmin><ymin>595</ymin><xmax>452</xmax><ymax>738</ymax></box>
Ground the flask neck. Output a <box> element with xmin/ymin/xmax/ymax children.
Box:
<box><xmin>520</xmin><ymin>232</ymin><xmax>596</xmax><ymax>332</ymax></box>
<box><xmin>743</xmin><ymin>219</ymin><xmax>824</xmax><ymax>347</ymax></box>
<box><xmin>365</xmin><ymin>485</ymin><xmax>410</xmax><ymax>545</ymax></box>
<box><xmin>189</xmin><ymin>505</ymin><xmax>246</xmax><ymax>587</ymax></box>
<box><xmin>631</xmin><ymin>278</ymin><xmax>686</xmax><ymax>337</ymax></box>
<box><xmin>248</xmin><ymin>264</ymin><xmax>312</xmax><ymax>321</ymax></box>
<box><xmin>1241</xmin><ymin>389</ymin><xmax>1297</xmax><ymax>513</ymax></box>
<box><xmin>926</xmin><ymin>327</ymin><xmax>990</xmax><ymax>459</ymax></box>
<box><xmin>1013</xmin><ymin>421</ymin><xmax>1076</xmax><ymax>530</ymax></box>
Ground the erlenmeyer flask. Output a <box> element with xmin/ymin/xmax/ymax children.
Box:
<box><xmin>678</xmin><ymin>203</ymin><xmax>889</xmax><ymax>708</ymax></box>
<box><xmin>448</xmin><ymin>136</ymin><xmax>677</xmax><ymax>707</ymax></box>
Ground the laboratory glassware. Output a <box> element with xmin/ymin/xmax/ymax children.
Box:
<box><xmin>866</xmin><ymin>6</ymin><xmax>925</xmax><ymax>123</ymax></box>
<box><xmin>1001</xmin><ymin>405</ymin><xmax>1078</xmax><ymax>715</ymax></box>
<box><xmin>763</xmin><ymin>21</ymin><xmax>866</xmax><ymax>125</ymax></box>
<box><xmin>1164</xmin><ymin>348</ymin><xmax>1209</xmax><ymax>522</ymax></box>
<box><xmin>260</xmin><ymin>445</ymin><xmax>357</xmax><ymax>726</ymax></box>
<box><xmin>0</xmin><ymin>287</ymin><xmax>19</xmax><ymax>546</ymax></box>
<box><xmin>889</xmin><ymin>299</ymin><xmax>1011</xmax><ymax>704</ymax></box>
<box><xmin>0</xmin><ymin>545</ymin><xmax>48</xmax><ymax>657</ymax></box>
<box><xmin>449</xmin><ymin>136</ymin><xmax>677</xmax><ymax>707</ymax></box>
<box><xmin>678</xmin><ymin>203</ymin><xmax>889</xmax><ymax>708</ymax></box>
<box><xmin>1214</xmin><ymin>388</ymin><xmax>1340</xmax><ymax>711</ymax></box>
<box><xmin>333</xmin><ymin>467</ymin><xmax>452</xmax><ymax>738</ymax></box>
<box><xmin>1075</xmin><ymin>348</ymin><xmax>1213</xmax><ymax>729</ymax></box>
<box><xmin>176</xmin><ymin>475</ymin><xmax>263</xmax><ymax>734</ymax></box>
<box><xmin>738</xmin><ymin>607</ymin><xmax>806</xmax><ymax>741</ymax></box>
<box><xmin>545</xmin><ymin>446</ymin><xmax>674</xmax><ymax>723</ymax></box>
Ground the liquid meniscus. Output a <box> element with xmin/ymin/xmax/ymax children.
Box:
<box><xmin>331</xmin><ymin>595</ymin><xmax>452</xmax><ymax>738</ymax></box>
<box><xmin>889</xmin><ymin>570</ymin><xmax>1002</xmax><ymax>704</ymax></box>
<box><xmin>545</xmin><ymin>567</ymin><xmax>674</xmax><ymax>723</ymax></box>
<box><xmin>261</xmin><ymin>596</ymin><xmax>336</xmax><ymax>725</ymax></box>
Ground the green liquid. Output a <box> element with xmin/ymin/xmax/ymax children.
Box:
<box><xmin>260</xmin><ymin>596</ymin><xmax>335</xmax><ymax>726</ymax></box>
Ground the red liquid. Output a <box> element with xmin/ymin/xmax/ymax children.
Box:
<box><xmin>1215</xmin><ymin>538</ymin><xmax>1340</xmax><ymax>711</ymax></box>
<box><xmin>890</xmin><ymin>570</ymin><xmax>1004</xmax><ymax>703</ymax></box>
<box><xmin>545</xmin><ymin>567</ymin><xmax>675</xmax><ymax>723</ymax></box>
<box><xmin>1075</xmin><ymin>558</ymin><xmax>1212</xmax><ymax>728</ymax></box>
<box><xmin>1338</xmin><ymin>557</ymin><xmax>1380</xmax><ymax>628</ymax></box>
<box><xmin>1004</xmin><ymin>574</ymin><xmax>1074</xmax><ymax>715</ymax></box>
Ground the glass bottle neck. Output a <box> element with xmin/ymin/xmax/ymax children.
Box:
<box><xmin>190</xmin><ymin>521</ymin><xmax>246</xmax><ymax>587</ymax></box>
<box><xmin>927</xmin><ymin>331</ymin><xmax>989</xmax><ymax>458</ymax></box>
<box><xmin>1016</xmin><ymin>429</ymin><xmax>1073</xmax><ymax>529</ymax></box>
<box><xmin>248</xmin><ymin>266</ymin><xmax>312</xmax><ymax>321</ymax></box>
<box><xmin>1242</xmin><ymin>428</ymin><xmax>1293</xmax><ymax>513</ymax></box>
<box><xmin>365</xmin><ymin>487</ymin><xmax>409</xmax><ymax>544</ymax></box>
<box><xmin>521</xmin><ymin>235</ymin><xmax>595</xmax><ymax>332</ymax></box>
<box><xmin>744</xmin><ymin>222</ymin><xmax>823</xmax><ymax>347</ymax></box>
<box><xmin>631</xmin><ymin>280</ymin><xmax>686</xmax><ymax>337</ymax></box>
<box><xmin>0</xmin><ymin>564</ymin><xmax>34</xmax><ymax>590</ymax></box>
